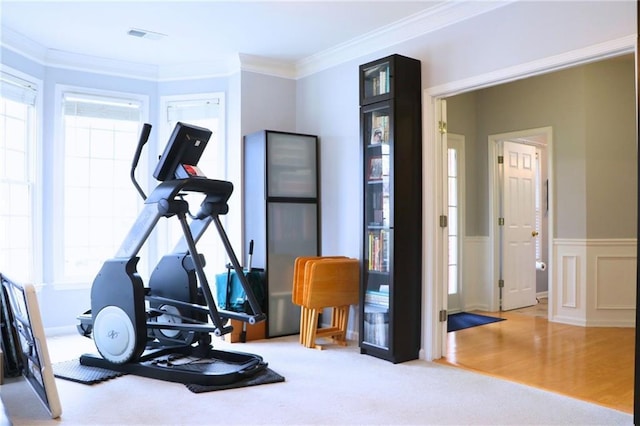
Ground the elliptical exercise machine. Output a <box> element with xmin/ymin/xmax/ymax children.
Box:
<box><xmin>78</xmin><ymin>122</ymin><xmax>267</xmax><ymax>385</ymax></box>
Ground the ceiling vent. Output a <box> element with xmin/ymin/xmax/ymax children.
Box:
<box><xmin>127</xmin><ymin>28</ymin><xmax>167</xmax><ymax>40</ymax></box>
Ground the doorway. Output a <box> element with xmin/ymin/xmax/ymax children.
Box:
<box><xmin>422</xmin><ymin>45</ymin><xmax>636</xmax><ymax>361</ymax></box>
<box><xmin>488</xmin><ymin>129</ymin><xmax>551</xmax><ymax>312</ymax></box>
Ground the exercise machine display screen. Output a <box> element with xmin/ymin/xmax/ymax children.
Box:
<box><xmin>153</xmin><ymin>122</ymin><xmax>212</xmax><ymax>181</ymax></box>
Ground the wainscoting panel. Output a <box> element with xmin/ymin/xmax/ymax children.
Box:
<box><xmin>553</xmin><ymin>240</ymin><xmax>586</xmax><ymax>326</ymax></box>
<box><xmin>595</xmin><ymin>256</ymin><xmax>636</xmax><ymax>310</ymax></box>
<box><xmin>462</xmin><ymin>236</ymin><xmax>491</xmax><ymax>311</ymax></box>
<box><xmin>553</xmin><ymin>239</ymin><xmax>636</xmax><ymax>327</ymax></box>
<box><xmin>560</xmin><ymin>255</ymin><xmax>578</xmax><ymax>308</ymax></box>
<box><xmin>587</xmin><ymin>239</ymin><xmax>636</xmax><ymax>327</ymax></box>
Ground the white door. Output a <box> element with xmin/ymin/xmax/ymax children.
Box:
<box><xmin>501</xmin><ymin>141</ymin><xmax>537</xmax><ymax>310</ymax></box>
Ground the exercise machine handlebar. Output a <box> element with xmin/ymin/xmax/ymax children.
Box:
<box><xmin>131</xmin><ymin>123</ymin><xmax>152</xmax><ymax>201</ymax></box>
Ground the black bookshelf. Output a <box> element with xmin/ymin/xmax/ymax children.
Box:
<box><xmin>359</xmin><ymin>54</ymin><xmax>422</xmax><ymax>363</ymax></box>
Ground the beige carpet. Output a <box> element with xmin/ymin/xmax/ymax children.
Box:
<box><xmin>1</xmin><ymin>332</ymin><xmax>632</xmax><ymax>425</ymax></box>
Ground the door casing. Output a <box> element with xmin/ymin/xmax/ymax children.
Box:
<box><xmin>488</xmin><ymin>128</ymin><xmax>552</xmax><ymax>313</ymax></box>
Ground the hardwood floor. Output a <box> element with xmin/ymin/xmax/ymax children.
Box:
<box><xmin>436</xmin><ymin>299</ymin><xmax>635</xmax><ymax>414</ymax></box>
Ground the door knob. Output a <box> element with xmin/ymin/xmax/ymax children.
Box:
<box><xmin>531</xmin><ymin>231</ymin><xmax>539</xmax><ymax>237</ymax></box>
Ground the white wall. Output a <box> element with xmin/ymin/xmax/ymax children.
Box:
<box><xmin>295</xmin><ymin>0</ymin><xmax>636</xmax><ymax>359</ymax></box>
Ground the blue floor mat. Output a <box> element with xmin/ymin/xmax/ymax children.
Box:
<box><xmin>447</xmin><ymin>312</ymin><xmax>505</xmax><ymax>332</ymax></box>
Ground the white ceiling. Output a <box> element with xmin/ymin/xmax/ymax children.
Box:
<box><xmin>0</xmin><ymin>1</ymin><xmax>509</xmax><ymax>79</ymax></box>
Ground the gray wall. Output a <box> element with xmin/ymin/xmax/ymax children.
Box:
<box><xmin>447</xmin><ymin>55</ymin><xmax>636</xmax><ymax>240</ymax></box>
<box><xmin>585</xmin><ymin>58</ymin><xmax>637</xmax><ymax>238</ymax></box>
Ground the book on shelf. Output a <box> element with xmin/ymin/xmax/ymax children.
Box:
<box><xmin>365</xmin><ymin>289</ymin><xmax>389</xmax><ymax>307</ymax></box>
<box><xmin>369</xmin><ymin>66</ymin><xmax>390</xmax><ymax>97</ymax></box>
<box><xmin>369</xmin><ymin>114</ymin><xmax>389</xmax><ymax>145</ymax></box>
<box><xmin>371</xmin><ymin>67</ymin><xmax>390</xmax><ymax>96</ymax></box>
<box><xmin>369</xmin><ymin>189</ymin><xmax>389</xmax><ymax>226</ymax></box>
<box><xmin>378</xmin><ymin>69</ymin><xmax>389</xmax><ymax>95</ymax></box>
<box><xmin>370</xmin><ymin>127</ymin><xmax>383</xmax><ymax>145</ymax></box>
<box><xmin>363</xmin><ymin>303</ymin><xmax>389</xmax><ymax>348</ymax></box>
<box><xmin>369</xmin><ymin>179</ymin><xmax>390</xmax><ymax>225</ymax></box>
<box><xmin>368</xmin><ymin>156</ymin><xmax>382</xmax><ymax>179</ymax></box>
<box><xmin>367</xmin><ymin>229</ymin><xmax>389</xmax><ymax>272</ymax></box>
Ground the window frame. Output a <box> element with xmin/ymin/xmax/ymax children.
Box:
<box><xmin>52</xmin><ymin>84</ymin><xmax>149</xmax><ymax>287</ymax></box>
<box><xmin>0</xmin><ymin>66</ymin><xmax>43</xmax><ymax>285</ymax></box>
<box><xmin>157</xmin><ymin>93</ymin><xmax>226</xmax><ymax>261</ymax></box>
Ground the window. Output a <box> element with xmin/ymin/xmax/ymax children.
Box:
<box><xmin>57</xmin><ymin>89</ymin><xmax>146</xmax><ymax>283</ymax></box>
<box><xmin>163</xmin><ymin>96</ymin><xmax>224</xmax><ymax>179</ymax></box>
<box><xmin>447</xmin><ymin>147</ymin><xmax>459</xmax><ymax>295</ymax></box>
<box><xmin>0</xmin><ymin>70</ymin><xmax>38</xmax><ymax>284</ymax></box>
<box><xmin>159</xmin><ymin>94</ymin><xmax>226</xmax><ymax>275</ymax></box>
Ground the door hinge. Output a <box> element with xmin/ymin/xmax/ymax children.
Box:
<box><xmin>438</xmin><ymin>120</ymin><xmax>447</xmax><ymax>135</ymax></box>
<box><xmin>498</xmin><ymin>155</ymin><xmax>504</xmax><ymax>164</ymax></box>
<box><xmin>498</xmin><ymin>279</ymin><xmax>504</xmax><ymax>288</ymax></box>
<box><xmin>498</xmin><ymin>217</ymin><xmax>505</xmax><ymax>226</ymax></box>
<box><xmin>439</xmin><ymin>215</ymin><xmax>448</xmax><ymax>228</ymax></box>
<box><xmin>439</xmin><ymin>309</ymin><xmax>448</xmax><ymax>322</ymax></box>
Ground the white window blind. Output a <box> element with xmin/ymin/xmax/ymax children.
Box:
<box><xmin>64</xmin><ymin>93</ymin><xmax>141</xmax><ymax>121</ymax></box>
<box><xmin>0</xmin><ymin>71</ymin><xmax>37</xmax><ymax>106</ymax></box>
<box><xmin>166</xmin><ymin>98</ymin><xmax>220</xmax><ymax>123</ymax></box>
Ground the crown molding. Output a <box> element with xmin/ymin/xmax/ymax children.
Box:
<box><xmin>1</xmin><ymin>1</ymin><xmax>515</xmax><ymax>81</ymax></box>
<box><xmin>1</xmin><ymin>26</ymin><xmax>160</xmax><ymax>80</ymax></box>
<box><xmin>1</xmin><ymin>26</ymin><xmax>47</xmax><ymax>64</ymax></box>
<box><xmin>156</xmin><ymin>57</ymin><xmax>238</xmax><ymax>81</ymax></box>
<box><xmin>426</xmin><ymin>34</ymin><xmax>636</xmax><ymax>97</ymax></box>
<box><xmin>238</xmin><ymin>54</ymin><xmax>297</xmax><ymax>79</ymax></box>
<box><xmin>46</xmin><ymin>49</ymin><xmax>160</xmax><ymax>81</ymax></box>
<box><xmin>295</xmin><ymin>0</ymin><xmax>515</xmax><ymax>78</ymax></box>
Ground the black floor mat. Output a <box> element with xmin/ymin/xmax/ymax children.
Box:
<box><xmin>54</xmin><ymin>359</ymin><xmax>284</xmax><ymax>391</ymax></box>
<box><xmin>53</xmin><ymin>359</ymin><xmax>125</xmax><ymax>384</ymax></box>
<box><xmin>186</xmin><ymin>368</ymin><xmax>285</xmax><ymax>393</ymax></box>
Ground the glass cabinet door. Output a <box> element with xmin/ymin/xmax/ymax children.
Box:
<box><xmin>266</xmin><ymin>202</ymin><xmax>318</xmax><ymax>337</ymax></box>
<box><xmin>362</xmin><ymin>102</ymin><xmax>392</xmax><ymax>348</ymax></box>
<box><xmin>360</xmin><ymin>58</ymin><xmax>391</xmax><ymax>105</ymax></box>
<box><xmin>267</xmin><ymin>132</ymin><xmax>317</xmax><ymax>198</ymax></box>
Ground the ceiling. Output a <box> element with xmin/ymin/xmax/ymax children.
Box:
<box><xmin>1</xmin><ymin>0</ymin><xmax>464</xmax><ymax>79</ymax></box>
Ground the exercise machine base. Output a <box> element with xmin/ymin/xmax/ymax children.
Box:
<box><xmin>79</xmin><ymin>345</ymin><xmax>267</xmax><ymax>386</ymax></box>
